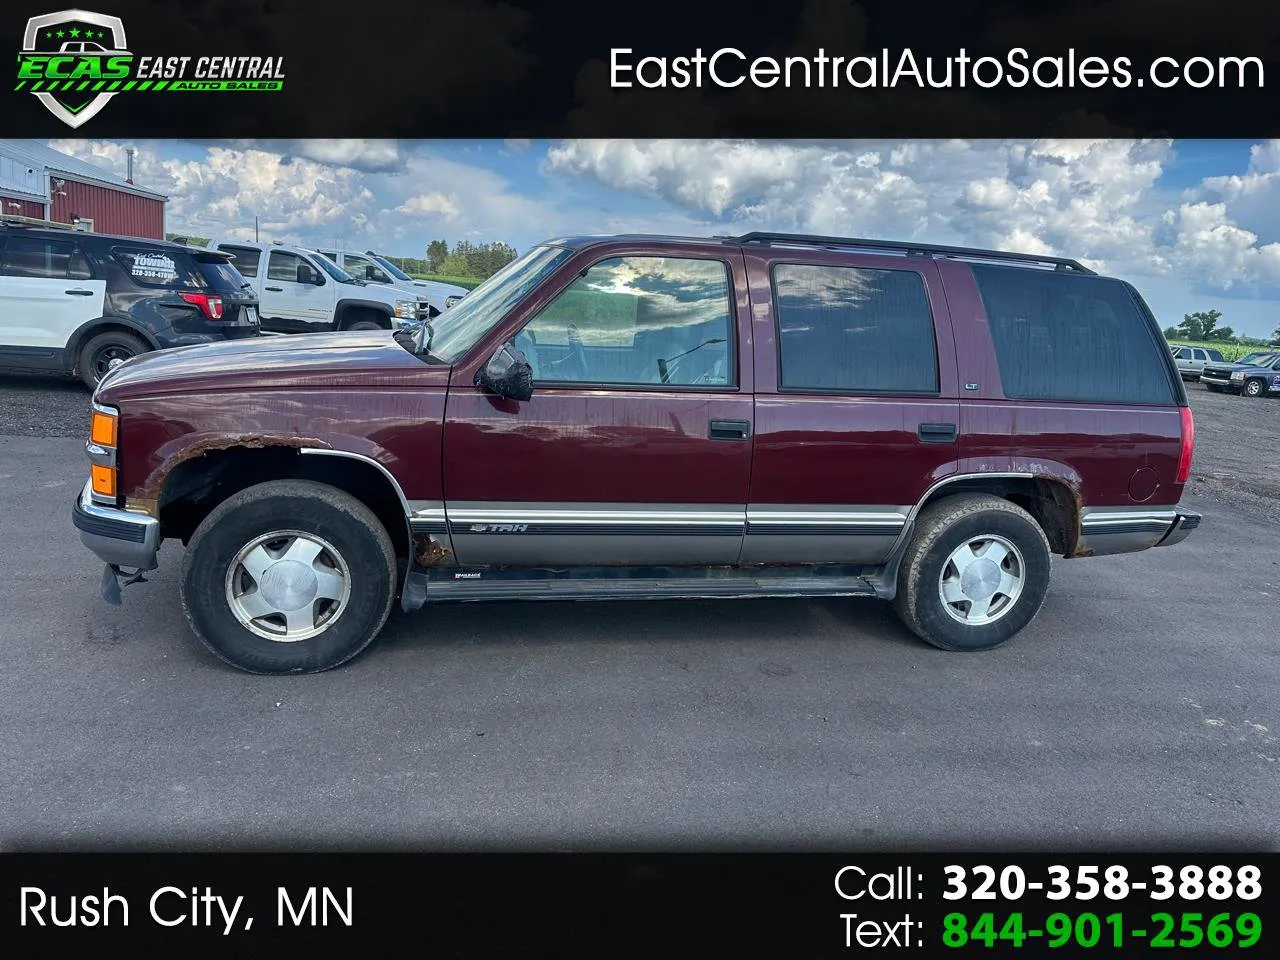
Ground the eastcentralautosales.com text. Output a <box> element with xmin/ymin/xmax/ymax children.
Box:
<box><xmin>610</xmin><ymin>47</ymin><xmax>1265</xmax><ymax>90</ymax></box>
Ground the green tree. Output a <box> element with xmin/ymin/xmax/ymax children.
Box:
<box><xmin>1174</xmin><ymin>309</ymin><xmax>1235</xmax><ymax>342</ymax></box>
<box><xmin>1162</xmin><ymin>325</ymin><xmax>1180</xmax><ymax>339</ymax></box>
<box><xmin>440</xmin><ymin>252</ymin><xmax>471</xmax><ymax>277</ymax></box>
<box><xmin>426</xmin><ymin>240</ymin><xmax>448</xmax><ymax>273</ymax></box>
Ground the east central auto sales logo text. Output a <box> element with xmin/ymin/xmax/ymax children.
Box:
<box><xmin>16</xmin><ymin>8</ymin><xmax>285</xmax><ymax>128</ymax></box>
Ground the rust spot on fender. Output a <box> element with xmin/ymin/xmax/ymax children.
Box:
<box><xmin>138</xmin><ymin>435</ymin><xmax>330</xmax><ymax>501</ymax></box>
<box><xmin>125</xmin><ymin>496</ymin><xmax>159</xmax><ymax>517</ymax></box>
<box><xmin>413</xmin><ymin>533</ymin><xmax>451</xmax><ymax>567</ymax></box>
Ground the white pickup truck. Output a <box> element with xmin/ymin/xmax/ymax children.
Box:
<box><xmin>208</xmin><ymin>240</ymin><xmax>426</xmax><ymax>334</ymax></box>
<box><xmin>316</xmin><ymin>248</ymin><xmax>468</xmax><ymax>317</ymax></box>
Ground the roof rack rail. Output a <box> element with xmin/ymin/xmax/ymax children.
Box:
<box><xmin>1</xmin><ymin>214</ymin><xmax>73</xmax><ymax>230</ymax></box>
<box><xmin>725</xmin><ymin>231</ymin><xmax>1096</xmax><ymax>275</ymax></box>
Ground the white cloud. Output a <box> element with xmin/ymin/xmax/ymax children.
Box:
<box><xmin>396</xmin><ymin>193</ymin><xmax>460</xmax><ymax>219</ymax></box>
<box><xmin>545</xmin><ymin>138</ymin><xmax>1280</xmax><ymax>298</ymax></box>
<box><xmin>48</xmin><ymin>139</ymin><xmax>374</xmax><ymax>243</ymax></box>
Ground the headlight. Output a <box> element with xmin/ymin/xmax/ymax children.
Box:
<box><xmin>393</xmin><ymin>299</ymin><xmax>415</xmax><ymax>319</ymax></box>
<box><xmin>1231</xmin><ymin>371</ymin><xmax>1245</xmax><ymax>380</ymax></box>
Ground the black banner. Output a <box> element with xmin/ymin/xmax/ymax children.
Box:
<box><xmin>5</xmin><ymin>0</ymin><xmax>1278</xmax><ymax>137</ymax></box>
<box><xmin>3</xmin><ymin>852</ymin><xmax>1277</xmax><ymax>957</ymax></box>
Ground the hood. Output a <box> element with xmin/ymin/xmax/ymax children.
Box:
<box><xmin>412</xmin><ymin>278</ymin><xmax>470</xmax><ymax>297</ymax></box>
<box><xmin>1205</xmin><ymin>359</ymin><xmax>1272</xmax><ymax>373</ymax></box>
<box><xmin>95</xmin><ymin>331</ymin><xmax>450</xmax><ymax>403</ymax></box>
<box><xmin>346</xmin><ymin>280</ymin><xmax>407</xmax><ymax>305</ymax></box>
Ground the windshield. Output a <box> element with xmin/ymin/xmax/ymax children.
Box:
<box><xmin>373</xmin><ymin>255</ymin><xmax>413</xmax><ymax>282</ymax></box>
<box><xmin>428</xmin><ymin>244</ymin><xmax>575</xmax><ymax>361</ymax></box>
<box><xmin>309</xmin><ymin>251</ymin><xmax>358</xmax><ymax>283</ymax></box>
<box><xmin>1240</xmin><ymin>353</ymin><xmax>1276</xmax><ymax>366</ymax></box>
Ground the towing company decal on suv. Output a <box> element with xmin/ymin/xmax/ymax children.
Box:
<box><xmin>16</xmin><ymin>9</ymin><xmax>286</xmax><ymax>128</ymax></box>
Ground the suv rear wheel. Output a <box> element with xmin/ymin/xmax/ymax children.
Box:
<box><xmin>77</xmin><ymin>330</ymin><xmax>148</xmax><ymax>390</ymax></box>
<box><xmin>893</xmin><ymin>494</ymin><xmax>1051</xmax><ymax>652</ymax></box>
<box><xmin>180</xmin><ymin>479</ymin><xmax>397</xmax><ymax>674</ymax></box>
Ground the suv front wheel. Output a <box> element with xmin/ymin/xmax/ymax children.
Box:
<box><xmin>893</xmin><ymin>494</ymin><xmax>1051</xmax><ymax>652</ymax></box>
<box><xmin>180</xmin><ymin>479</ymin><xmax>398</xmax><ymax>674</ymax></box>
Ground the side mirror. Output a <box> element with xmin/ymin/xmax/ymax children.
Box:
<box><xmin>475</xmin><ymin>343</ymin><xmax>533</xmax><ymax>402</ymax></box>
<box><xmin>297</xmin><ymin>263</ymin><xmax>324</xmax><ymax>285</ymax></box>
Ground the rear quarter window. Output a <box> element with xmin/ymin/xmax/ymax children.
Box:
<box><xmin>970</xmin><ymin>265</ymin><xmax>1176</xmax><ymax>405</ymax></box>
<box><xmin>113</xmin><ymin>247</ymin><xmax>200</xmax><ymax>289</ymax></box>
<box><xmin>194</xmin><ymin>258</ymin><xmax>251</xmax><ymax>293</ymax></box>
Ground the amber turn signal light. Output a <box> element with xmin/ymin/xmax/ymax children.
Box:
<box><xmin>90</xmin><ymin>409</ymin><xmax>118</xmax><ymax>447</ymax></box>
<box><xmin>90</xmin><ymin>464</ymin><xmax>117</xmax><ymax>498</ymax></box>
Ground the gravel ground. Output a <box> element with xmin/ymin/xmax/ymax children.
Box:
<box><xmin>1181</xmin><ymin>380</ymin><xmax>1280</xmax><ymax>525</ymax></box>
<box><xmin>2</xmin><ymin>366</ymin><xmax>1275</xmax><ymax>521</ymax></box>
<box><xmin>0</xmin><ymin>370</ymin><xmax>88</xmax><ymax>438</ymax></box>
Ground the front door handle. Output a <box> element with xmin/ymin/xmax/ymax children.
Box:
<box><xmin>709</xmin><ymin>419</ymin><xmax>751</xmax><ymax>441</ymax></box>
<box><xmin>264</xmin><ymin>286</ymin><xmax>283</xmax><ymax>292</ymax></box>
<box><xmin>917</xmin><ymin>422</ymin><xmax>958</xmax><ymax>443</ymax></box>
<box><xmin>64</xmin><ymin>289</ymin><xmax>94</xmax><ymax>296</ymax></box>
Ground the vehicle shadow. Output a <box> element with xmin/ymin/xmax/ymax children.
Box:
<box><xmin>376</xmin><ymin>593</ymin><xmax>923</xmax><ymax>653</ymax></box>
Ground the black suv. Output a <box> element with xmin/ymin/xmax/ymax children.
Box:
<box><xmin>0</xmin><ymin>220</ymin><xmax>260</xmax><ymax>388</ymax></box>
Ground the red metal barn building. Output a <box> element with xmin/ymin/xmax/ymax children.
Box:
<box><xmin>0</xmin><ymin>139</ymin><xmax>167</xmax><ymax>238</ymax></box>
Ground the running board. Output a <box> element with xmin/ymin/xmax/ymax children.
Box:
<box><xmin>423</xmin><ymin>565</ymin><xmax>881</xmax><ymax>603</ymax></box>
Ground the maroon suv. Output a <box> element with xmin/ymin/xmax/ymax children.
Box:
<box><xmin>72</xmin><ymin>232</ymin><xmax>1200</xmax><ymax>674</ymax></box>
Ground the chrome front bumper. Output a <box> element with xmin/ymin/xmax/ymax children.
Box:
<box><xmin>71</xmin><ymin>480</ymin><xmax>160</xmax><ymax>571</ymax></box>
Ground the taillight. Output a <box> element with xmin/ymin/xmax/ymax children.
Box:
<box><xmin>1176</xmin><ymin>405</ymin><xmax>1195</xmax><ymax>485</ymax></box>
<box><xmin>180</xmin><ymin>292</ymin><xmax>225</xmax><ymax>320</ymax></box>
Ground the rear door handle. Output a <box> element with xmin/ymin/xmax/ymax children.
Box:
<box><xmin>265</xmin><ymin>286</ymin><xmax>283</xmax><ymax>292</ymax></box>
<box><xmin>917</xmin><ymin>422</ymin><xmax>958</xmax><ymax>443</ymax></box>
<box><xmin>709</xmin><ymin>419</ymin><xmax>751</xmax><ymax>441</ymax></box>
<box><xmin>64</xmin><ymin>289</ymin><xmax>94</xmax><ymax>296</ymax></box>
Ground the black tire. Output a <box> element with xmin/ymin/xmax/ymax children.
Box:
<box><xmin>893</xmin><ymin>494</ymin><xmax>1051</xmax><ymax>652</ymax></box>
<box><xmin>1243</xmin><ymin>378</ymin><xmax>1265</xmax><ymax>397</ymax></box>
<box><xmin>77</xmin><ymin>330</ymin><xmax>149</xmax><ymax>390</ymax></box>
<box><xmin>345</xmin><ymin>312</ymin><xmax>386</xmax><ymax>332</ymax></box>
<box><xmin>180</xmin><ymin>479</ymin><xmax>397</xmax><ymax>674</ymax></box>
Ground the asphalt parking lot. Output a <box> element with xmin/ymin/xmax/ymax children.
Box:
<box><xmin>1</xmin><ymin>370</ymin><xmax>1277</xmax><ymax>851</ymax></box>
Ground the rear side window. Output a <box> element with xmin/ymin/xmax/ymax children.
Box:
<box><xmin>220</xmin><ymin>245</ymin><xmax>260</xmax><ymax>278</ymax></box>
<box><xmin>971</xmin><ymin>265</ymin><xmax>1176</xmax><ymax>405</ymax></box>
<box><xmin>1</xmin><ymin>236</ymin><xmax>91</xmax><ymax>279</ymax></box>
<box><xmin>113</xmin><ymin>247</ymin><xmax>200</xmax><ymax>288</ymax></box>
<box><xmin>772</xmin><ymin>263</ymin><xmax>938</xmax><ymax>393</ymax></box>
<box><xmin>194</xmin><ymin>258</ymin><xmax>250</xmax><ymax>293</ymax></box>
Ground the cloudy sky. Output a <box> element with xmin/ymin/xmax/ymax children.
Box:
<box><xmin>48</xmin><ymin>138</ymin><xmax>1280</xmax><ymax>339</ymax></box>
